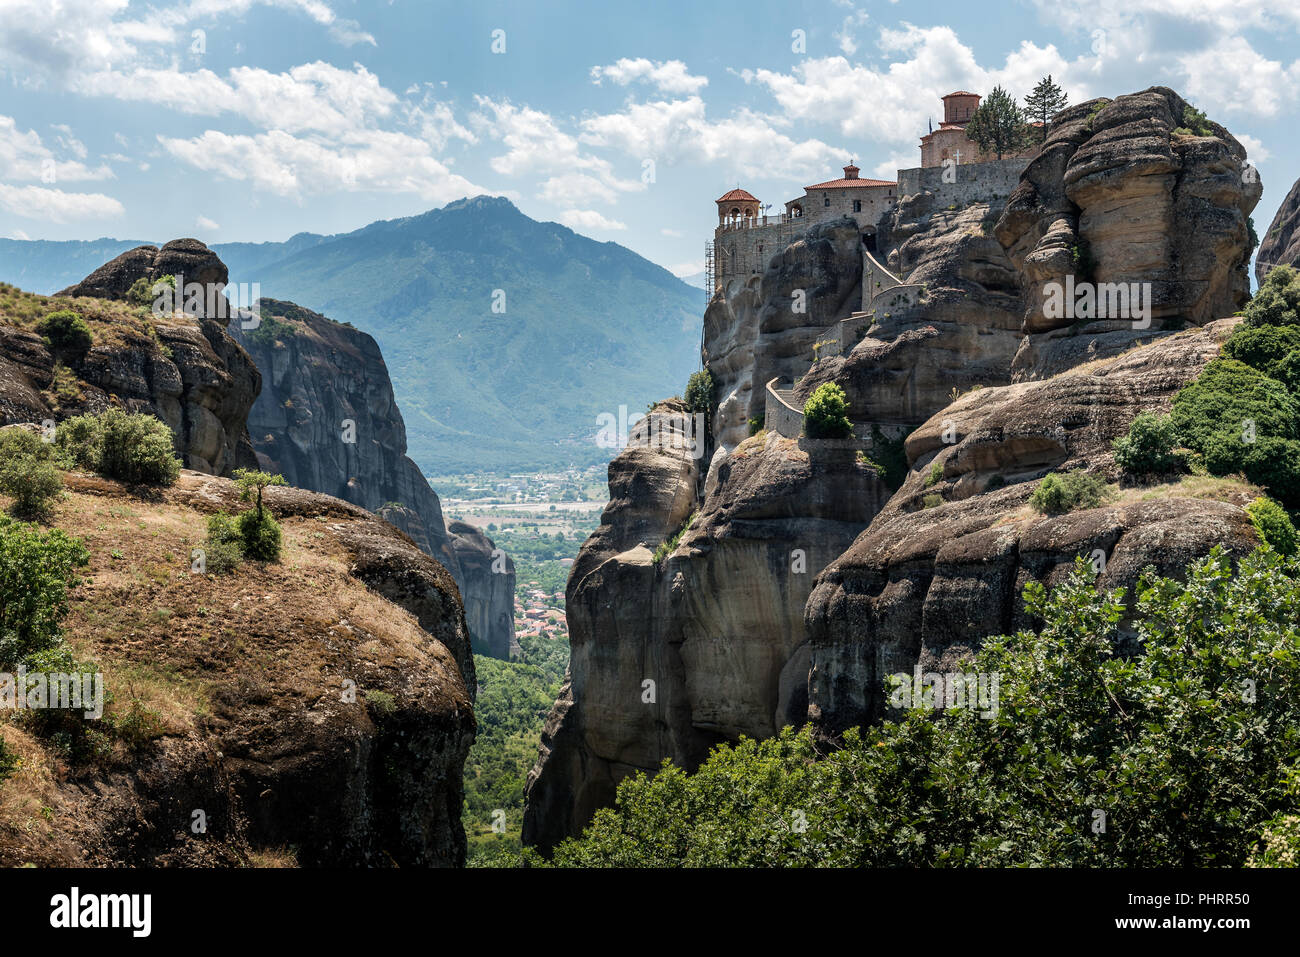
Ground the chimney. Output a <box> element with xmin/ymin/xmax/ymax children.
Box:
<box><xmin>843</xmin><ymin>162</ymin><xmax>860</xmax><ymax>180</ymax></box>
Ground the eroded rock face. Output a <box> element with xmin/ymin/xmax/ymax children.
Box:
<box><xmin>0</xmin><ymin>296</ymin><xmax>260</xmax><ymax>476</ymax></box>
<box><xmin>522</xmin><ymin>405</ymin><xmax>888</xmax><ymax>851</ymax></box>
<box><xmin>57</xmin><ymin>239</ymin><xmax>229</xmax><ymax>302</ymax></box>
<box><xmin>448</xmin><ymin>521</ymin><xmax>517</xmax><ymax>659</ymax></box>
<box><xmin>706</xmin><ymin>219</ymin><xmax>863</xmax><ymax>450</ymax></box>
<box><xmin>798</xmin><ymin>191</ymin><xmax>1024</xmax><ymax>426</ymax></box>
<box><xmin>996</xmin><ymin>87</ymin><xmax>1260</xmax><ymax>376</ymax></box>
<box><xmin>232</xmin><ymin>298</ymin><xmax>515</xmax><ymax>658</ymax></box>
<box><xmin>1257</xmin><ymin>175</ymin><xmax>1300</xmax><ymax>284</ymax></box>
<box><xmin>804</xmin><ymin>321</ymin><xmax>1258</xmax><ymax>736</ymax></box>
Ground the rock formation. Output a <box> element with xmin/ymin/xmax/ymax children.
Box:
<box><xmin>2</xmin><ymin>241</ymin><xmax>260</xmax><ymax>475</ymax></box>
<box><xmin>523</xmin><ymin>403</ymin><xmax>889</xmax><ymax>850</ymax></box>
<box><xmin>0</xmin><ymin>470</ymin><xmax>475</xmax><ymax>867</ymax></box>
<box><xmin>231</xmin><ymin>297</ymin><xmax>516</xmax><ymax>659</ymax></box>
<box><xmin>524</xmin><ymin>86</ymin><xmax>1265</xmax><ymax>852</ymax></box>
<box><xmin>997</xmin><ymin>87</ymin><xmax>1260</xmax><ymax>376</ymax></box>
<box><xmin>804</xmin><ymin>320</ymin><xmax>1259</xmax><ymax>736</ymax></box>
<box><xmin>1257</xmin><ymin>175</ymin><xmax>1300</xmax><ymax>284</ymax></box>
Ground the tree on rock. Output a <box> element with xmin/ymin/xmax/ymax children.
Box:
<box><xmin>803</xmin><ymin>383</ymin><xmax>854</xmax><ymax>439</ymax></box>
<box><xmin>966</xmin><ymin>85</ymin><xmax>1030</xmax><ymax>159</ymax></box>
<box><xmin>1023</xmin><ymin>75</ymin><xmax>1068</xmax><ymax>143</ymax></box>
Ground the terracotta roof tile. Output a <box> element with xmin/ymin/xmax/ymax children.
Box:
<box><xmin>804</xmin><ymin>177</ymin><xmax>896</xmax><ymax>190</ymax></box>
<box><xmin>716</xmin><ymin>188</ymin><xmax>759</xmax><ymax>203</ymax></box>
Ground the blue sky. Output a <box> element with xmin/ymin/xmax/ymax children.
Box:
<box><xmin>2</xmin><ymin>0</ymin><xmax>1299</xmax><ymax>279</ymax></box>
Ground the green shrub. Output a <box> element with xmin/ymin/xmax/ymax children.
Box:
<box><xmin>238</xmin><ymin>507</ymin><xmax>282</xmax><ymax>562</ymax></box>
<box><xmin>0</xmin><ymin>428</ymin><xmax>65</xmax><ymax>517</ymax></box>
<box><xmin>126</xmin><ymin>274</ymin><xmax>174</xmax><ymax>309</ymax></box>
<box><xmin>548</xmin><ymin>547</ymin><xmax>1300</xmax><ymax>867</ymax></box>
<box><xmin>803</xmin><ymin>382</ymin><xmax>853</xmax><ymax>439</ymax></box>
<box><xmin>1112</xmin><ymin>412</ymin><xmax>1183</xmax><ymax>476</ymax></box>
<box><xmin>1247</xmin><ymin>497</ymin><xmax>1298</xmax><ymax>556</ymax></box>
<box><xmin>747</xmin><ymin>413</ymin><xmax>765</xmax><ymax>436</ymax></box>
<box><xmin>1174</xmin><ymin>104</ymin><xmax>1213</xmax><ymax>136</ymax></box>
<box><xmin>203</xmin><ymin>512</ymin><xmax>244</xmax><ymax>574</ymax></box>
<box><xmin>1170</xmin><ymin>359</ymin><xmax>1298</xmax><ymax>449</ymax></box>
<box><xmin>35</xmin><ymin>309</ymin><xmax>92</xmax><ymax>354</ymax></box>
<box><xmin>1221</xmin><ymin>323</ymin><xmax>1300</xmax><ymax>380</ymax></box>
<box><xmin>684</xmin><ymin>369</ymin><xmax>715</xmax><ymax>414</ymax></box>
<box><xmin>1242</xmin><ymin>264</ymin><xmax>1300</xmax><ymax>328</ymax></box>
<box><xmin>0</xmin><ymin>517</ymin><xmax>89</xmax><ymax>667</ymax></box>
<box><xmin>55</xmin><ymin>409</ymin><xmax>181</xmax><ymax>486</ymax></box>
<box><xmin>925</xmin><ymin>460</ymin><xmax>943</xmax><ymax>487</ymax></box>
<box><xmin>1029</xmin><ymin>471</ymin><xmax>1108</xmax><ymax>515</ymax></box>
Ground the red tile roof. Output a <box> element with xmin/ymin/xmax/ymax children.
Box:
<box><xmin>716</xmin><ymin>188</ymin><xmax>758</xmax><ymax>203</ymax></box>
<box><xmin>944</xmin><ymin>90</ymin><xmax>979</xmax><ymax>97</ymax></box>
<box><xmin>805</xmin><ymin>176</ymin><xmax>896</xmax><ymax>190</ymax></box>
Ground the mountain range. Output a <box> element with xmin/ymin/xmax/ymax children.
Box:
<box><xmin>0</xmin><ymin>196</ymin><xmax>702</xmax><ymax>472</ymax></box>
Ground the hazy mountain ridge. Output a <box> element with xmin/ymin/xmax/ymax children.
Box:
<box><xmin>0</xmin><ymin>197</ymin><xmax>702</xmax><ymax>472</ymax></box>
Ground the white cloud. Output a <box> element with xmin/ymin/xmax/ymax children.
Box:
<box><xmin>746</xmin><ymin>26</ymin><xmax>1089</xmax><ymax>146</ymax></box>
<box><xmin>590</xmin><ymin>58</ymin><xmax>708</xmax><ymax>94</ymax></box>
<box><xmin>76</xmin><ymin>62</ymin><xmax>398</xmax><ymax>136</ymax></box>
<box><xmin>0</xmin><ymin>183</ymin><xmax>124</xmax><ymax>222</ymax></box>
<box><xmin>1236</xmin><ymin>133</ymin><xmax>1272</xmax><ymax>162</ymax></box>
<box><xmin>158</xmin><ymin>128</ymin><xmax>487</xmax><ymax>202</ymax></box>
<box><xmin>661</xmin><ymin>227</ymin><xmax>684</xmax><ymax>237</ymax></box>
<box><xmin>579</xmin><ymin>96</ymin><xmax>842</xmax><ymax>179</ymax></box>
<box><xmin>667</xmin><ymin>260</ymin><xmax>702</xmax><ymax>276</ymax></box>
<box><xmin>472</xmin><ymin>97</ymin><xmax>645</xmax><ymax>204</ymax></box>
<box><xmin>0</xmin><ymin>116</ymin><xmax>113</xmax><ymax>182</ymax></box>
<box><xmin>1176</xmin><ymin>37</ymin><xmax>1300</xmax><ymax>118</ymax></box>
<box><xmin>558</xmin><ymin>209</ymin><xmax>627</xmax><ymax>232</ymax></box>
<box><xmin>8</xmin><ymin>228</ymin><xmax>30</xmax><ymax>240</ymax></box>
<box><xmin>196</xmin><ymin>215</ymin><xmax>220</xmax><ymax>230</ymax></box>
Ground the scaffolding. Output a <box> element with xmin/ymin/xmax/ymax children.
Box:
<box><xmin>703</xmin><ymin>240</ymin><xmax>715</xmax><ymax>310</ymax></box>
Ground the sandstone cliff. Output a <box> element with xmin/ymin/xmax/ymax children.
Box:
<box><xmin>804</xmin><ymin>321</ymin><xmax>1260</xmax><ymax>736</ymax></box>
<box><xmin>0</xmin><ymin>470</ymin><xmax>475</xmax><ymax>867</ymax></box>
<box><xmin>1257</xmin><ymin>174</ymin><xmax>1300</xmax><ymax>284</ymax></box>
<box><xmin>523</xmin><ymin>403</ymin><xmax>888</xmax><ymax>850</ymax></box>
<box><xmin>230</xmin><ymin>297</ymin><xmax>516</xmax><ymax>660</ymax></box>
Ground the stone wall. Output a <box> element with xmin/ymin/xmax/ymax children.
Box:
<box><xmin>897</xmin><ymin>158</ymin><xmax>1028</xmax><ymax>207</ymax></box>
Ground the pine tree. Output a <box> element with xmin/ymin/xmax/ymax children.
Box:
<box><xmin>1023</xmin><ymin>75</ymin><xmax>1068</xmax><ymax>142</ymax></box>
<box><xmin>965</xmin><ymin>85</ymin><xmax>1030</xmax><ymax>160</ymax></box>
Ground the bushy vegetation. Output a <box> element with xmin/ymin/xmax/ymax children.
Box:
<box><xmin>233</xmin><ymin>468</ymin><xmax>286</xmax><ymax>562</ymax></box>
<box><xmin>1247</xmin><ymin>497</ymin><xmax>1298</xmax><ymax>557</ymax></box>
<box><xmin>1174</xmin><ymin>104</ymin><xmax>1214</xmax><ymax>137</ymax></box>
<box><xmin>56</xmin><ymin>409</ymin><xmax>181</xmax><ymax>486</ymax></box>
<box><xmin>1111</xmin><ymin>411</ymin><xmax>1183</xmax><ymax>476</ymax></box>
<box><xmin>0</xmin><ymin>428</ymin><xmax>65</xmax><ymax>518</ymax></box>
<box><xmin>203</xmin><ymin>512</ymin><xmax>245</xmax><ymax>575</ymax></box>
<box><xmin>868</xmin><ymin>427</ymin><xmax>909</xmax><ymax>490</ymax></box>
<box><xmin>35</xmin><ymin>309</ymin><xmax>93</xmax><ymax>354</ymax></box>
<box><xmin>1162</xmin><ymin>266</ymin><xmax>1300</xmax><ymax>508</ymax></box>
<box><xmin>684</xmin><ymin>369</ymin><xmax>715</xmax><ymax>414</ymax></box>
<box><xmin>803</xmin><ymin>382</ymin><xmax>853</xmax><ymax>439</ymax></box>
<box><xmin>1028</xmin><ymin>471</ymin><xmax>1109</xmax><ymax>515</ymax></box>
<box><xmin>548</xmin><ymin>548</ymin><xmax>1300</xmax><ymax>867</ymax></box>
<box><xmin>0</xmin><ymin>516</ymin><xmax>89</xmax><ymax>668</ymax></box>
<box><xmin>125</xmin><ymin>274</ymin><xmax>174</xmax><ymax>309</ymax></box>
<box><xmin>653</xmin><ymin>511</ymin><xmax>696</xmax><ymax>564</ymax></box>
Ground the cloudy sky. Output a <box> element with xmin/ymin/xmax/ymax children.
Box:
<box><xmin>1</xmin><ymin>0</ymin><xmax>1297</xmax><ymax>278</ymax></box>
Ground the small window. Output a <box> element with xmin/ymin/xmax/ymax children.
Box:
<box><xmin>853</xmin><ymin>199</ymin><xmax>862</xmax><ymax>213</ymax></box>
<box><xmin>823</xmin><ymin>195</ymin><xmax>831</xmax><ymax>207</ymax></box>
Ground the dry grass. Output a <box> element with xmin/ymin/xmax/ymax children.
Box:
<box><xmin>0</xmin><ymin>470</ymin><xmax>464</xmax><ymax>863</ymax></box>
